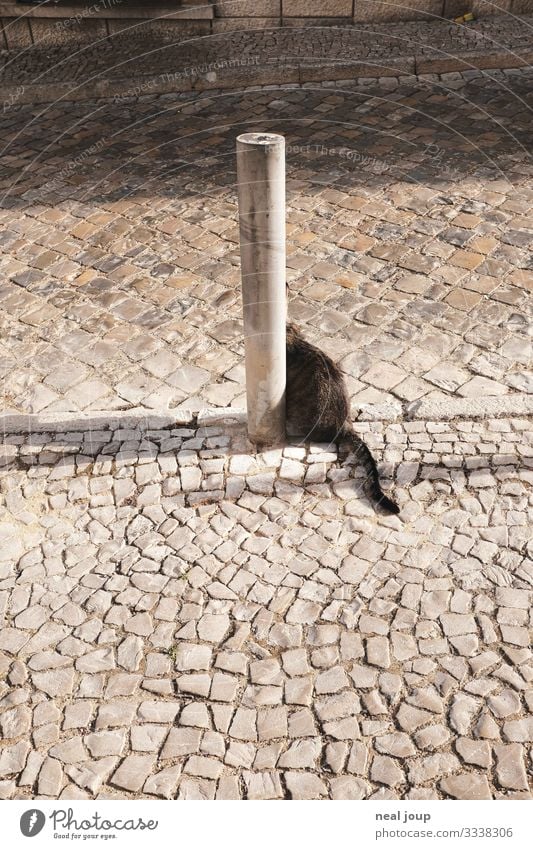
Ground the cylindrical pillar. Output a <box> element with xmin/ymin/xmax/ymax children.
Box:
<box><xmin>236</xmin><ymin>132</ymin><xmax>286</xmax><ymax>446</ymax></box>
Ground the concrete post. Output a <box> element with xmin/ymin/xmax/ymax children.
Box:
<box><xmin>236</xmin><ymin>132</ymin><xmax>286</xmax><ymax>446</ymax></box>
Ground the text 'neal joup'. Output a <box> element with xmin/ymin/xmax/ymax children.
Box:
<box><xmin>375</xmin><ymin>812</ymin><xmax>431</xmax><ymax>824</ymax></box>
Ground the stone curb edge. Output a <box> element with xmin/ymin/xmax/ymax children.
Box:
<box><xmin>1</xmin><ymin>394</ymin><xmax>531</xmax><ymax>434</ymax></box>
<box><xmin>0</xmin><ymin>50</ymin><xmax>532</xmax><ymax>107</ymax></box>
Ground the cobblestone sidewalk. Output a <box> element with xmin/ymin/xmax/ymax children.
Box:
<box><xmin>1</xmin><ymin>13</ymin><xmax>533</xmax><ymax>100</ymax></box>
<box><xmin>0</xmin><ymin>36</ymin><xmax>531</xmax><ymax>802</ymax></box>
<box><xmin>0</xmin><ymin>71</ymin><xmax>531</xmax><ymax>416</ymax></box>
<box><xmin>0</xmin><ymin>412</ymin><xmax>531</xmax><ymax>799</ymax></box>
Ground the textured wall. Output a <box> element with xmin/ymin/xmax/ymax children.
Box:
<box><xmin>1</xmin><ymin>0</ymin><xmax>532</xmax><ymax>47</ymax></box>
<box><xmin>214</xmin><ymin>0</ymin><xmax>533</xmax><ymax>27</ymax></box>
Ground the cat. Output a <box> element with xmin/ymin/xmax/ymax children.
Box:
<box><xmin>286</xmin><ymin>322</ymin><xmax>400</xmax><ymax>515</ymax></box>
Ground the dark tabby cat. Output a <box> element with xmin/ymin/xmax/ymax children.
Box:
<box><xmin>286</xmin><ymin>323</ymin><xmax>399</xmax><ymax>515</ymax></box>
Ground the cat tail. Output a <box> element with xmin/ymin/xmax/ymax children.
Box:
<box><xmin>341</xmin><ymin>427</ymin><xmax>400</xmax><ymax>515</ymax></box>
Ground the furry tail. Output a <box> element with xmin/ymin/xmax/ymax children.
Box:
<box><xmin>341</xmin><ymin>428</ymin><xmax>400</xmax><ymax>515</ymax></box>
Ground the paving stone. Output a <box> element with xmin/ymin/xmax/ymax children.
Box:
<box><xmin>174</xmin><ymin>644</ymin><xmax>213</xmax><ymax>672</ymax></box>
<box><xmin>396</xmin><ymin>704</ymin><xmax>433</xmax><ymax>733</ymax></box>
<box><xmin>143</xmin><ymin>765</ymin><xmax>182</xmax><ymax>799</ymax></box>
<box><xmin>216</xmin><ymin>774</ymin><xmax>242</xmax><ymax>800</ymax></box>
<box><xmin>370</xmin><ymin>755</ymin><xmax>405</xmax><ymax>788</ymax></box>
<box><xmin>33</xmin><ymin>701</ymin><xmax>61</xmax><ymax>727</ymax></box>
<box><xmin>325</xmin><ymin>741</ymin><xmax>349</xmax><ymax>774</ymax></box>
<box><xmin>440</xmin><ymin>613</ymin><xmax>477</xmax><ymax>637</ymax></box>
<box><xmin>117</xmin><ymin>636</ymin><xmax>144</xmax><ymax>672</ymax></box>
<box><xmin>375</xmin><ymin>733</ymin><xmax>416</xmax><ymax>758</ymax></box>
<box><xmin>285</xmin><ymin>677</ymin><xmax>314</xmax><ymax>706</ymax></box>
<box><xmin>76</xmin><ymin>648</ymin><xmax>115</xmax><ymax>673</ymax></box>
<box><xmin>391</xmin><ymin>633</ymin><xmax>418</xmax><ymax>661</ymax></box>
<box><xmin>407</xmin><ymin>753</ymin><xmax>460</xmax><ymax>784</ymax></box>
<box><xmin>66</xmin><ymin>757</ymin><xmax>118</xmax><ymax>795</ymax></box>
<box><xmin>161</xmin><ymin>729</ymin><xmax>202</xmax><ymax>760</ymax></box>
<box><xmin>226</xmin><ymin>742</ymin><xmax>255</xmax><ymax>768</ymax></box>
<box><xmin>49</xmin><ymin>737</ymin><xmax>88</xmax><ymax>765</ymax></box>
<box><xmin>250</xmin><ymin>659</ymin><xmax>283</xmax><ymax>686</ymax></box>
<box><xmin>184</xmin><ymin>756</ymin><xmax>224</xmax><ymax>780</ymax></box>
<box><xmin>179</xmin><ymin>703</ymin><xmax>211</xmax><ymax>729</ymax></box>
<box><xmin>279</xmin><ymin>738</ymin><xmax>322</xmax><ymax>769</ymax></box>
<box><xmin>137</xmin><ymin>701</ymin><xmax>180</xmax><ymax>724</ymax></box>
<box><xmin>488</xmin><ymin>689</ymin><xmax>522</xmax><ymax>718</ymax></box>
<box><xmin>178</xmin><ymin>672</ymin><xmax>210</xmax><ymax>697</ymax></box>
<box><xmin>315</xmin><ymin>691</ymin><xmax>360</xmax><ymax>723</ymax></box>
<box><xmin>32</xmin><ymin>668</ymin><xmax>75</xmax><ymax>698</ymax></box>
<box><xmin>18</xmin><ymin>750</ymin><xmax>45</xmax><ymax>787</ymax></box>
<box><xmin>366</xmin><ymin>637</ymin><xmax>391</xmax><ymax>669</ymax></box>
<box><xmin>414</xmin><ymin>725</ymin><xmax>450</xmax><ymax>751</ymax></box>
<box><xmin>243</xmin><ymin>771</ymin><xmax>284</xmax><ymax>800</ymax></box>
<box><xmin>0</xmin><ymin>741</ymin><xmax>30</xmax><ymax>778</ymax></box>
<box><xmin>346</xmin><ymin>741</ymin><xmax>368</xmax><ymax>776</ymax></box>
<box><xmin>257</xmin><ymin>707</ymin><xmax>288</xmax><ymax>742</ymax></box>
<box><xmin>474</xmin><ymin>712</ymin><xmax>501</xmax><ymax>741</ymax></box>
<box><xmin>95</xmin><ymin>702</ymin><xmax>137</xmax><ymax>730</ymax></box>
<box><xmin>84</xmin><ymin>731</ymin><xmax>127</xmax><ymax>758</ymax></box>
<box><xmin>502</xmin><ymin>717</ymin><xmax>533</xmax><ymax>743</ymax></box>
<box><xmin>0</xmin><ymin>705</ymin><xmax>31</xmax><ymax>739</ymax></box>
<box><xmin>330</xmin><ymin>776</ymin><xmax>370</xmax><ymax>800</ymax></box>
<box><xmin>449</xmin><ymin>694</ymin><xmax>480</xmax><ymax>734</ymax></box>
<box><xmin>177</xmin><ymin>776</ymin><xmax>216</xmax><ymax>800</ymax></box>
<box><xmin>197</xmin><ymin>614</ymin><xmax>231</xmax><ymax>643</ymax></box>
<box><xmin>285</xmin><ymin>772</ymin><xmax>328</xmax><ymax>800</ymax></box>
<box><xmin>286</xmin><ymin>600</ymin><xmax>322</xmax><ymax>625</ymax></box>
<box><xmin>288</xmin><ymin>708</ymin><xmax>316</xmax><ymax>738</ymax></box>
<box><xmin>323</xmin><ymin>716</ymin><xmax>361</xmax><ymax>740</ymax></box>
<box><xmin>33</xmin><ymin>722</ymin><xmax>60</xmax><ymax>748</ymax></box>
<box><xmin>131</xmin><ymin>725</ymin><xmax>169</xmax><ymax>753</ymax></box>
<box><xmin>493</xmin><ymin>743</ymin><xmax>529</xmax><ymax>791</ymax></box>
<box><xmin>37</xmin><ymin>756</ymin><xmax>64</xmax><ymax>796</ymax></box>
<box><xmin>106</xmin><ymin>673</ymin><xmax>142</xmax><ymax>698</ymax></box>
<box><xmin>125</xmin><ymin>613</ymin><xmax>153</xmax><ymax>637</ymax></box>
<box><xmin>362</xmin><ymin>690</ymin><xmax>389</xmax><ymax>715</ymax></box>
<box><xmin>315</xmin><ymin>666</ymin><xmax>350</xmax><ymax>694</ymax></box>
<box><xmin>503</xmin><ymin>716</ymin><xmax>533</xmax><ymax>743</ymax></box>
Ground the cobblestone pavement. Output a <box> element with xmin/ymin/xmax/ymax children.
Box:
<box><xmin>0</xmin><ymin>45</ymin><xmax>532</xmax><ymax>802</ymax></box>
<box><xmin>0</xmin><ymin>412</ymin><xmax>531</xmax><ymax>799</ymax></box>
<box><xmin>1</xmin><ymin>14</ymin><xmax>532</xmax><ymax>90</ymax></box>
<box><xmin>0</xmin><ymin>70</ymin><xmax>531</xmax><ymax>416</ymax></box>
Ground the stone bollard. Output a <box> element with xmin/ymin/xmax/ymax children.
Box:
<box><xmin>236</xmin><ymin>132</ymin><xmax>287</xmax><ymax>446</ymax></box>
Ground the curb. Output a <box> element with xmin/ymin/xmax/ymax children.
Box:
<box><xmin>405</xmin><ymin>394</ymin><xmax>533</xmax><ymax>422</ymax></box>
<box><xmin>1</xmin><ymin>394</ymin><xmax>531</xmax><ymax>434</ymax></box>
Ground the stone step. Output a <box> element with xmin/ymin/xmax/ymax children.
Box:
<box><xmin>0</xmin><ymin>48</ymin><xmax>531</xmax><ymax>106</ymax></box>
<box><xmin>0</xmin><ymin>12</ymin><xmax>531</xmax><ymax>102</ymax></box>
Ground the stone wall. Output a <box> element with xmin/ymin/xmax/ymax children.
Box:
<box><xmin>1</xmin><ymin>0</ymin><xmax>532</xmax><ymax>49</ymax></box>
<box><xmin>0</xmin><ymin>2</ymin><xmax>212</xmax><ymax>49</ymax></box>
<box><xmin>215</xmin><ymin>0</ymin><xmax>530</xmax><ymax>30</ymax></box>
